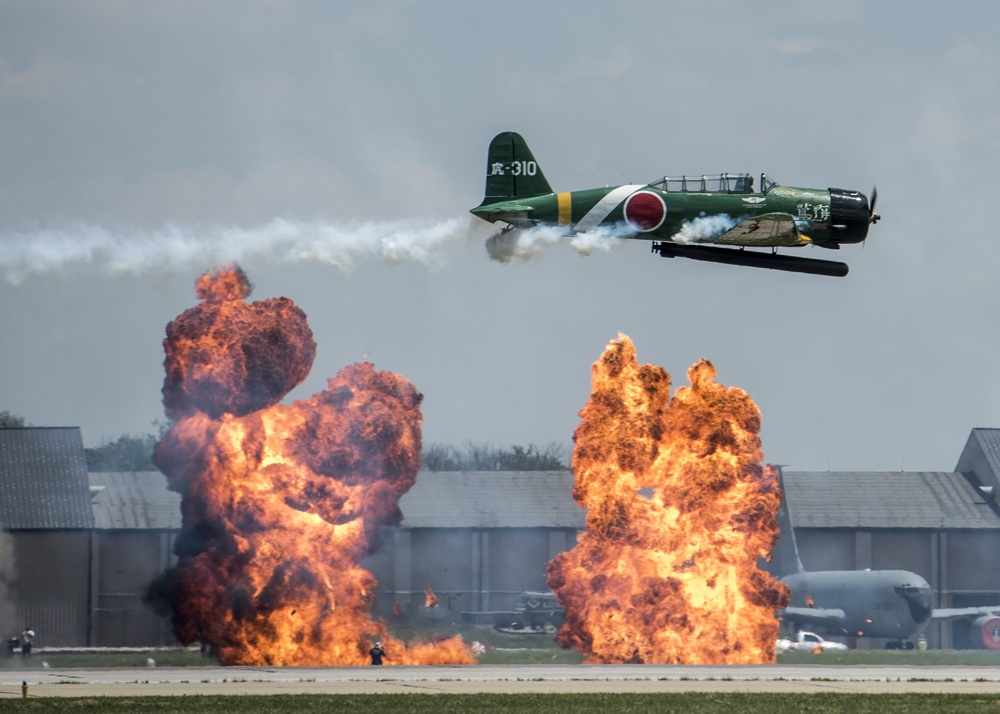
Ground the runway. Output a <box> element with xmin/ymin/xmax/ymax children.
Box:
<box><xmin>4</xmin><ymin>664</ymin><xmax>1000</xmax><ymax>696</ymax></box>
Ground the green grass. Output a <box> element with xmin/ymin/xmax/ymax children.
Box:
<box><xmin>1</xmin><ymin>694</ymin><xmax>1000</xmax><ymax>713</ymax></box>
<box><xmin>0</xmin><ymin>650</ymin><xmax>212</xmax><ymax>669</ymax></box>
<box><xmin>6</xmin><ymin>623</ymin><xmax>1000</xmax><ymax>668</ymax></box>
<box><xmin>776</xmin><ymin>648</ymin><xmax>1000</xmax><ymax>666</ymax></box>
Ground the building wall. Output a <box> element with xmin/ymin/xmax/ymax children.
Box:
<box><xmin>93</xmin><ymin>531</ymin><xmax>177</xmax><ymax>647</ymax></box>
<box><xmin>4</xmin><ymin>531</ymin><xmax>90</xmax><ymax>647</ymax></box>
<box><xmin>796</xmin><ymin>529</ymin><xmax>855</xmax><ymax>571</ymax></box>
<box><xmin>368</xmin><ymin>527</ymin><xmax>578</xmax><ymax>624</ymax></box>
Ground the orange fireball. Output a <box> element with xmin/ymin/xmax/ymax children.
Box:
<box><xmin>151</xmin><ymin>265</ymin><xmax>472</xmax><ymax>666</ymax></box>
<box><xmin>546</xmin><ymin>334</ymin><xmax>789</xmax><ymax>664</ymax></box>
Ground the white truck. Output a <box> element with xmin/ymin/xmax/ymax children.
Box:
<box><xmin>776</xmin><ymin>631</ymin><xmax>849</xmax><ymax>653</ymax></box>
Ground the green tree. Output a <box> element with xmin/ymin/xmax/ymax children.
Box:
<box><xmin>421</xmin><ymin>441</ymin><xmax>568</xmax><ymax>471</ymax></box>
<box><xmin>84</xmin><ymin>422</ymin><xmax>168</xmax><ymax>472</ymax></box>
<box><xmin>0</xmin><ymin>411</ymin><xmax>28</xmax><ymax>428</ymax></box>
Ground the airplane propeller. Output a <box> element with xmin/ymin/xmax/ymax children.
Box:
<box><xmin>869</xmin><ymin>187</ymin><xmax>880</xmax><ymax>224</ymax></box>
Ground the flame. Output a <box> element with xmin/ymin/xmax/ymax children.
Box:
<box><xmin>151</xmin><ymin>265</ymin><xmax>472</xmax><ymax>666</ymax></box>
<box><xmin>546</xmin><ymin>334</ymin><xmax>790</xmax><ymax>664</ymax></box>
<box><xmin>424</xmin><ymin>585</ymin><xmax>439</xmax><ymax>609</ymax></box>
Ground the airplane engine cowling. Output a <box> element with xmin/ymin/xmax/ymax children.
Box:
<box><xmin>828</xmin><ymin>188</ymin><xmax>870</xmax><ymax>245</ymax></box>
<box><xmin>975</xmin><ymin>616</ymin><xmax>1000</xmax><ymax>649</ymax></box>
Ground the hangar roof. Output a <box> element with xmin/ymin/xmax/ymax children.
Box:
<box><xmin>400</xmin><ymin>471</ymin><xmax>581</xmax><ymax>529</ymax></box>
<box><xmin>0</xmin><ymin>427</ymin><xmax>94</xmax><ymax>530</ymax></box>
<box><xmin>955</xmin><ymin>427</ymin><xmax>1000</xmax><ymax>493</ymax></box>
<box><xmin>782</xmin><ymin>470</ymin><xmax>1000</xmax><ymax>529</ymax></box>
<box><xmin>89</xmin><ymin>471</ymin><xmax>181</xmax><ymax>530</ymax></box>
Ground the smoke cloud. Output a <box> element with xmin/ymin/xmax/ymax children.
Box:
<box><xmin>0</xmin><ymin>217</ymin><xmax>477</xmax><ymax>284</ymax></box>
<box><xmin>671</xmin><ymin>214</ymin><xmax>740</xmax><ymax>244</ymax></box>
<box><xmin>486</xmin><ymin>225</ymin><xmax>627</xmax><ymax>263</ymax></box>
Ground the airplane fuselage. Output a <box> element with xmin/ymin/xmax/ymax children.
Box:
<box><xmin>780</xmin><ymin>570</ymin><xmax>933</xmax><ymax>640</ymax></box>
<box><xmin>473</xmin><ymin>182</ymin><xmax>872</xmax><ymax>248</ymax></box>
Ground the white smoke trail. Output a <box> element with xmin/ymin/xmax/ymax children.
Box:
<box><xmin>486</xmin><ymin>224</ymin><xmax>627</xmax><ymax>264</ymax></box>
<box><xmin>671</xmin><ymin>214</ymin><xmax>740</xmax><ymax>244</ymax></box>
<box><xmin>0</xmin><ymin>217</ymin><xmax>474</xmax><ymax>284</ymax></box>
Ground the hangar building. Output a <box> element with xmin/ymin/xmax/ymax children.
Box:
<box><xmin>3</xmin><ymin>426</ymin><xmax>1000</xmax><ymax>649</ymax></box>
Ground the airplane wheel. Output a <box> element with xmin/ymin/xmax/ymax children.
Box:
<box><xmin>904</xmin><ymin>641</ymin><xmax>915</xmax><ymax>650</ymax></box>
<box><xmin>884</xmin><ymin>641</ymin><xmax>899</xmax><ymax>650</ymax></box>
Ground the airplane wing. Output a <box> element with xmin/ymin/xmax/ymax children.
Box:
<box><xmin>932</xmin><ymin>607</ymin><xmax>1000</xmax><ymax>621</ymax></box>
<box><xmin>778</xmin><ymin>606</ymin><xmax>847</xmax><ymax>632</ymax></box>
<box><xmin>714</xmin><ymin>213</ymin><xmax>806</xmax><ymax>247</ymax></box>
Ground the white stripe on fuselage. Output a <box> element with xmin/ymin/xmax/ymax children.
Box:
<box><xmin>574</xmin><ymin>185</ymin><xmax>645</xmax><ymax>233</ymax></box>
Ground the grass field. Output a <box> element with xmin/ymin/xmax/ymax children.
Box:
<box><xmin>5</xmin><ymin>623</ymin><xmax>1000</xmax><ymax>668</ymax></box>
<box><xmin>1</xmin><ymin>693</ymin><xmax>1000</xmax><ymax>713</ymax></box>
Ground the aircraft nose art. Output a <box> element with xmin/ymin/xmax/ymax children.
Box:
<box><xmin>624</xmin><ymin>190</ymin><xmax>667</xmax><ymax>232</ymax></box>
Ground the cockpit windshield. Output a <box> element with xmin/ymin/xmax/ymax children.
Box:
<box><xmin>760</xmin><ymin>174</ymin><xmax>778</xmax><ymax>193</ymax></box>
<box><xmin>649</xmin><ymin>173</ymin><xmax>755</xmax><ymax>194</ymax></box>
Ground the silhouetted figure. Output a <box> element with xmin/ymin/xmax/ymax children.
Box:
<box><xmin>20</xmin><ymin>628</ymin><xmax>34</xmax><ymax>658</ymax></box>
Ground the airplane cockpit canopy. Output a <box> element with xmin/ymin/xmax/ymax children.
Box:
<box><xmin>651</xmin><ymin>173</ymin><xmax>755</xmax><ymax>194</ymax></box>
<box><xmin>650</xmin><ymin>173</ymin><xmax>780</xmax><ymax>194</ymax></box>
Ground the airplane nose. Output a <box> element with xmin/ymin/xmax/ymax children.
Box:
<box><xmin>895</xmin><ymin>584</ymin><xmax>933</xmax><ymax>624</ymax></box>
<box><xmin>828</xmin><ymin>188</ymin><xmax>870</xmax><ymax>244</ymax></box>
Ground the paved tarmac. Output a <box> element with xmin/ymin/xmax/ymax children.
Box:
<box><xmin>4</xmin><ymin>664</ymin><xmax>1000</xmax><ymax>696</ymax></box>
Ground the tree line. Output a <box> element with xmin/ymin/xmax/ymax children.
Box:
<box><xmin>1</xmin><ymin>412</ymin><xmax>568</xmax><ymax>472</ymax></box>
<box><xmin>420</xmin><ymin>442</ymin><xmax>567</xmax><ymax>471</ymax></box>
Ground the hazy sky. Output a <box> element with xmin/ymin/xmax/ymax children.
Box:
<box><xmin>1</xmin><ymin>1</ymin><xmax>997</xmax><ymax>472</ymax></box>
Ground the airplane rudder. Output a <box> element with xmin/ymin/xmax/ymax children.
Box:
<box><xmin>482</xmin><ymin>131</ymin><xmax>552</xmax><ymax>203</ymax></box>
<box><xmin>508</xmin><ymin>132</ymin><xmax>553</xmax><ymax>197</ymax></box>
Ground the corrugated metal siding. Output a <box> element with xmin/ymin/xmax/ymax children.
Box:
<box><xmin>95</xmin><ymin>532</ymin><xmax>176</xmax><ymax>646</ymax></box>
<box><xmin>871</xmin><ymin>530</ymin><xmax>932</xmax><ymax>576</ymax></box>
<box><xmin>796</xmin><ymin>529</ymin><xmax>855</xmax><ymax>570</ymax></box>
<box><xmin>408</xmin><ymin>529</ymin><xmax>476</xmax><ymax>615</ymax></box>
<box><xmin>946</xmin><ymin>531</ymin><xmax>1000</xmax><ymax>592</ymax></box>
<box><xmin>2</xmin><ymin>597</ymin><xmax>83</xmax><ymax>649</ymax></box>
<box><xmin>0</xmin><ymin>428</ymin><xmax>93</xmax><ymax>530</ymax></box>
<box><xmin>487</xmin><ymin>529</ymin><xmax>552</xmax><ymax>613</ymax></box>
<box><xmin>9</xmin><ymin>531</ymin><xmax>89</xmax><ymax>645</ymax></box>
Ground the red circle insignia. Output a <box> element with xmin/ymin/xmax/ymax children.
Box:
<box><xmin>624</xmin><ymin>191</ymin><xmax>667</xmax><ymax>232</ymax></box>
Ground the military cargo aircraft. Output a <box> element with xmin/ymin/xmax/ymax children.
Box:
<box><xmin>471</xmin><ymin>131</ymin><xmax>880</xmax><ymax>277</ymax></box>
<box><xmin>774</xmin><ymin>470</ymin><xmax>1000</xmax><ymax>649</ymax></box>
<box><xmin>780</xmin><ymin>568</ymin><xmax>1000</xmax><ymax>650</ymax></box>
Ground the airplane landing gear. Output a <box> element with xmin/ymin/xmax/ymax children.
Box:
<box><xmin>884</xmin><ymin>640</ymin><xmax>915</xmax><ymax>650</ymax></box>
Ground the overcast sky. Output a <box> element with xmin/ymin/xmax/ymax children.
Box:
<box><xmin>1</xmin><ymin>1</ymin><xmax>998</xmax><ymax>472</ymax></box>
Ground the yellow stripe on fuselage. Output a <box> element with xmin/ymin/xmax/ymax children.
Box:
<box><xmin>558</xmin><ymin>192</ymin><xmax>572</xmax><ymax>227</ymax></box>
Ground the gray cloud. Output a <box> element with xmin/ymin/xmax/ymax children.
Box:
<box><xmin>1</xmin><ymin>1</ymin><xmax>998</xmax><ymax>472</ymax></box>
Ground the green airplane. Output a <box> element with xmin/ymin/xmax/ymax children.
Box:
<box><xmin>470</xmin><ymin>131</ymin><xmax>880</xmax><ymax>277</ymax></box>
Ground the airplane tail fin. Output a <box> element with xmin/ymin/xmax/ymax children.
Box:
<box><xmin>478</xmin><ymin>131</ymin><xmax>553</xmax><ymax>206</ymax></box>
<box><xmin>772</xmin><ymin>466</ymin><xmax>805</xmax><ymax>576</ymax></box>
